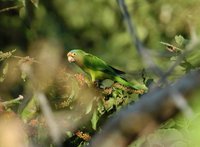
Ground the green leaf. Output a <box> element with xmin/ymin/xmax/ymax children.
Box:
<box><xmin>130</xmin><ymin>137</ymin><xmax>146</xmax><ymax>147</ymax></box>
<box><xmin>179</xmin><ymin>59</ymin><xmax>194</xmax><ymax>72</ymax></box>
<box><xmin>104</xmin><ymin>98</ymin><xmax>115</xmax><ymax>111</ymax></box>
<box><xmin>91</xmin><ymin>110</ymin><xmax>99</xmax><ymax>130</ymax></box>
<box><xmin>100</xmin><ymin>79</ymin><xmax>114</xmax><ymax>88</ymax></box>
<box><xmin>97</xmin><ymin>101</ymin><xmax>106</xmax><ymax>115</ymax></box>
<box><xmin>85</xmin><ymin>102</ymin><xmax>93</xmax><ymax>114</ymax></box>
<box><xmin>66</xmin><ymin>131</ymin><xmax>73</xmax><ymax>138</ymax></box>
<box><xmin>170</xmin><ymin>56</ymin><xmax>178</xmax><ymax>61</ymax></box>
<box><xmin>19</xmin><ymin>96</ymin><xmax>39</xmax><ymax>123</ymax></box>
<box><xmin>0</xmin><ymin>63</ymin><xmax>9</xmax><ymax>82</ymax></box>
<box><xmin>160</xmin><ymin>119</ymin><xmax>176</xmax><ymax>129</ymax></box>
<box><xmin>175</xmin><ymin>35</ymin><xmax>185</xmax><ymax>46</ymax></box>
<box><xmin>146</xmin><ymin>128</ymin><xmax>183</xmax><ymax>146</ymax></box>
<box><xmin>21</xmin><ymin>71</ymin><xmax>27</xmax><ymax>81</ymax></box>
<box><xmin>3</xmin><ymin>63</ymin><xmax>8</xmax><ymax>75</ymax></box>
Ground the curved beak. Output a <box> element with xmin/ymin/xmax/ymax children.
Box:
<box><xmin>67</xmin><ymin>52</ymin><xmax>75</xmax><ymax>63</ymax></box>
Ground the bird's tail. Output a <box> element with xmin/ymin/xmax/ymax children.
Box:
<box><xmin>114</xmin><ymin>76</ymin><xmax>148</xmax><ymax>92</ymax></box>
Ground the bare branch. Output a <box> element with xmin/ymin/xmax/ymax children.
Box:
<box><xmin>0</xmin><ymin>5</ymin><xmax>23</xmax><ymax>13</ymax></box>
<box><xmin>35</xmin><ymin>92</ymin><xmax>63</xmax><ymax>146</ymax></box>
<box><xmin>2</xmin><ymin>95</ymin><xmax>24</xmax><ymax>107</ymax></box>
<box><xmin>117</xmin><ymin>0</ymin><xmax>164</xmax><ymax>77</ymax></box>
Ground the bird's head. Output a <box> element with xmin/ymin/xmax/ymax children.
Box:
<box><xmin>67</xmin><ymin>49</ymin><xmax>86</xmax><ymax>63</ymax></box>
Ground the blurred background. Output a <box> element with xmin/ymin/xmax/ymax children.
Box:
<box><xmin>1</xmin><ymin>0</ymin><xmax>200</xmax><ymax>69</ymax></box>
<box><xmin>1</xmin><ymin>0</ymin><xmax>200</xmax><ymax>147</ymax></box>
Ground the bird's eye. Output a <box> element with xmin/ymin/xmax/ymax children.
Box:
<box><xmin>73</xmin><ymin>53</ymin><xmax>76</xmax><ymax>56</ymax></box>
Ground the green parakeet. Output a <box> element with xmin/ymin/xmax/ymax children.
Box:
<box><xmin>67</xmin><ymin>49</ymin><xmax>148</xmax><ymax>92</ymax></box>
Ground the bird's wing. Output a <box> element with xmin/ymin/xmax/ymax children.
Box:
<box><xmin>108</xmin><ymin>65</ymin><xmax>125</xmax><ymax>75</ymax></box>
<box><xmin>83</xmin><ymin>54</ymin><xmax>124</xmax><ymax>75</ymax></box>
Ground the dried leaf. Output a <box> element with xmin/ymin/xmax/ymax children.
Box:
<box><xmin>0</xmin><ymin>49</ymin><xmax>16</xmax><ymax>61</ymax></box>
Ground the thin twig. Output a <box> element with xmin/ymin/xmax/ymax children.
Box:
<box><xmin>0</xmin><ymin>5</ymin><xmax>23</xmax><ymax>13</ymax></box>
<box><xmin>12</xmin><ymin>55</ymin><xmax>41</xmax><ymax>64</ymax></box>
<box><xmin>35</xmin><ymin>92</ymin><xmax>62</xmax><ymax>146</ymax></box>
<box><xmin>2</xmin><ymin>95</ymin><xmax>24</xmax><ymax>107</ymax></box>
<box><xmin>160</xmin><ymin>41</ymin><xmax>183</xmax><ymax>52</ymax></box>
<box><xmin>117</xmin><ymin>0</ymin><xmax>142</xmax><ymax>54</ymax></box>
<box><xmin>117</xmin><ymin>0</ymin><xmax>164</xmax><ymax>77</ymax></box>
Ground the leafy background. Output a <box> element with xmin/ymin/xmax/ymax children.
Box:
<box><xmin>0</xmin><ymin>0</ymin><xmax>200</xmax><ymax>147</ymax></box>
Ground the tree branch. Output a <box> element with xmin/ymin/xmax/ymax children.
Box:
<box><xmin>89</xmin><ymin>69</ymin><xmax>200</xmax><ymax>147</ymax></box>
<box><xmin>117</xmin><ymin>0</ymin><xmax>164</xmax><ymax>77</ymax></box>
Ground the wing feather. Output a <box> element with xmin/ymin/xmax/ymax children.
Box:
<box><xmin>83</xmin><ymin>54</ymin><xmax>125</xmax><ymax>75</ymax></box>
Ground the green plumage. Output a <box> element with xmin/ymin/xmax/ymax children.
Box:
<box><xmin>67</xmin><ymin>49</ymin><xmax>147</xmax><ymax>91</ymax></box>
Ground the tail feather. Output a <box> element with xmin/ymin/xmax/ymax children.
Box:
<box><xmin>114</xmin><ymin>76</ymin><xmax>148</xmax><ymax>92</ymax></box>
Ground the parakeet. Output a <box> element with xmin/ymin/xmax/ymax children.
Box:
<box><xmin>67</xmin><ymin>49</ymin><xmax>148</xmax><ymax>92</ymax></box>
